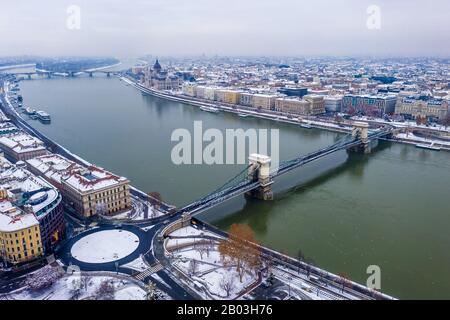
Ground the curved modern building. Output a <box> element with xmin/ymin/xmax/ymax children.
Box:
<box><xmin>0</xmin><ymin>156</ymin><xmax>65</xmax><ymax>258</ymax></box>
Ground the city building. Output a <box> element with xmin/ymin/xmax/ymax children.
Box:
<box><xmin>27</xmin><ymin>154</ymin><xmax>131</xmax><ymax>218</ymax></box>
<box><xmin>0</xmin><ymin>131</ymin><xmax>47</xmax><ymax>162</ymax></box>
<box><xmin>342</xmin><ymin>94</ymin><xmax>397</xmax><ymax>117</ymax></box>
<box><xmin>239</xmin><ymin>92</ymin><xmax>254</xmax><ymax>107</ymax></box>
<box><xmin>277</xmin><ymin>87</ymin><xmax>308</xmax><ymax>98</ymax></box>
<box><xmin>275</xmin><ymin>98</ymin><xmax>311</xmax><ymax>115</ymax></box>
<box><xmin>131</xmin><ymin>65</ymin><xmax>147</xmax><ymax>75</ymax></box>
<box><xmin>0</xmin><ymin>156</ymin><xmax>63</xmax><ymax>258</ymax></box>
<box><xmin>215</xmin><ymin>89</ymin><xmax>240</xmax><ymax>104</ymax></box>
<box><xmin>252</xmin><ymin>94</ymin><xmax>277</xmax><ymax>110</ymax></box>
<box><xmin>304</xmin><ymin>95</ymin><xmax>326</xmax><ymax>115</ymax></box>
<box><xmin>324</xmin><ymin>96</ymin><xmax>343</xmax><ymax>113</ymax></box>
<box><xmin>0</xmin><ymin>202</ymin><xmax>43</xmax><ymax>265</ymax></box>
<box><xmin>203</xmin><ymin>87</ymin><xmax>216</xmax><ymax>101</ymax></box>
<box><xmin>144</xmin><ymin>60</ymin><xmax>181</xmax><ymax>91</ymax></box>
<box><xmin>395</xmin><ymin>96</ymin><xmax>449</xmax><ymax>121</ymax></box>
<box><xmin>195</xmin><ymin>86</ymin><xmax>206</xmax><ymax>99</ymax></box>
<box><xmin>0</xmin><ymin>122</ymin><xmax>19</xmax><ymax>136</ymax></box>
<box><xmin>182</xmin><ymin>82</ymin><xmax>196</xmax><ymax>97</ymax></box>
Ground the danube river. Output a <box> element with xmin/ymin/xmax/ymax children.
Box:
<box><xmin>17</xmin><ymin>75</ymin><xmax>450</xmax><ymax>299</ymax></box>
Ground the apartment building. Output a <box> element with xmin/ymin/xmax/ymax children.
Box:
<box><xmin>27</xmin><ymin>154</ymin><xmax>131</xmax><ymax>218</ymax></box>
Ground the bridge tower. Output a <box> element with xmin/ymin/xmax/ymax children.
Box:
<box><xmin>350</xmin><ymin>121</ymin><xmax>371</xmax><ymax>154</ymax></box>
<box><xmin>246</xmin><ymin>154</ymin><xmax>274</xmax><ymax>201</ymax></box>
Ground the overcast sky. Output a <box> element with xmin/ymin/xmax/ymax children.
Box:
<box><xmin>1</xmin><ymin>0</ymin><xmax>449</xmax><ymax>57</ymax></box>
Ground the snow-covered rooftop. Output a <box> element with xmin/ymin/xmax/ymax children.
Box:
<box><xmin>0</xmin><ymin>204</ymin><xmax>39</xmax><ymax>232</ymax></box>
<box><xmin>0</xmin><ymin>155</ymin><xmax>60</xmax><ymax>220</ymax></box>
<box><xmin>0</xmin><ymin>131</ymin><xmax>46</xmax><ymax>154</ymax></box>
<box><xmin>27</xmin><ymin>154</ymin><xmax>129</xmax><ymax>194</ymax></box>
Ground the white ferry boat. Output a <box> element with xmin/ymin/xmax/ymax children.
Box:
<box><xmin>415</xmin><ymin>142</ymin><xmax>441</xmax><ymax>151</ymax></box>
<box><xmin>25</xmin><ymin>107</ymin><xmax>36</xmax><ymax>115</ymax></box>
<box><xmin>36</xmin><ymin>111</ymin><xmax>51</xmax><ymax>123</ymax></box>
<box><xmin>200</xmin><ymin>106</ymin><xmax>220</xmax><ymax>113</ymax></box>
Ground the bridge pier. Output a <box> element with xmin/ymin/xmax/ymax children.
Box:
<box><xmin>106</xmin><ymin>72</ymin><xmax>111</xmax><ymax>77</ymax></box>
<box><xmin>349</xmin><ymin>122</ymin><xmax>371</xmax><ymax>154</ymax></box>
<box><xmin>89</xmin><ymin>72</ymin><xmax>93</xmax><ymax>77</ymax></box>
<box><xmin>27</xmin><ymin>74</ymin><xmax>32</xmax><ymax>80</ymax></box>
<box><xmin>246</xmin><ymin>154</ymin><xmax>274</xmax><ymax>201</ymax></box>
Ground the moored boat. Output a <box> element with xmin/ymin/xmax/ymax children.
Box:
<box><xmin>415</xmin><ymin>142</ymin><xmax>441</xmax><ymax>151</ymax></box>
<box><xmin>36</xmin><ymin>111</ymin><xmax>51</xmax><ymax>123</ymax></box>
<box><xmin>200</xmin><ymin>106</ymin><xmax>220</xmax><ymax>113</ymax></box>
<box><xmin>25</xmin><ymin>107</ymin><xmax>36</xmax><ymax>115</ymax></box>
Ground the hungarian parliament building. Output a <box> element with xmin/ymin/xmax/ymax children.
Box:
<box><xmin>141</xmin><ymin>59</ymin><xmax>181</xmax><ymax>91</ymax></box>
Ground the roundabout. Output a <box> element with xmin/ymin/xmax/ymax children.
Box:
<box><xmin>70</xmin><ymin>229</ymin><xmax>140</xmax><ymax>263</ymax></box>
<box><xmin>59</xmin><ymin>224</ymin><xmax>153</xmax><ymax>272</ymax></box>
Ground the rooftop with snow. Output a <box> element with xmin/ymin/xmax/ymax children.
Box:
<box><xmin>27</xmin><ymin>153</ymin><xmax>129</xmax><ymax>193</ymax></box>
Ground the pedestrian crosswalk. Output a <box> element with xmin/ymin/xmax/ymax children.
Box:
<box><xmin>134</xmin><ymin>263</ymin><xmax>163</xmax><ymax>281</ymax></box>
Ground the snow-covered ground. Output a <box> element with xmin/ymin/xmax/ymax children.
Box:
<box><xmin>169</xmin><ymin>226</ymin><xmax>222</xmax><ymax>239</ymax></box>
<box><xmin>166</xmin><ymin>226</ymin><xmax>258</xmax><ymax>300</ymax></box>
<box><xmin>103</xmin><ymin>196</ymin><xmax>166</xmax><ymax>221</ymax></box>
<box><xmin>122</xmin><ymin>255</ymin><xmax>148</xmax><ymax>272</ymax></box>
<box><xmin>166</xmin><ymin>226</ymin><xmax>223</xmax><ymax>248</ymax></box>
<box><xmin>173</xmin><ymin>245</ymin><xmax>257</xmax><ymax>299</ymax></box>
<box><xmin>395</xmin><ymin>132</ymin><xmax>450</xmax><ymax>146</ymax></box>
<box><xmin>71</xmin><ymin>230</ymin><xmax>140</xmax><ymax>263</ymax></box>
<box><xmin>5</xmin><ymin>275</ymin><xmax>146</xmax><ymax>300</ymax></box>
<box><xmin>351</xmin><ymin>115</ymin><xmax>450</xmax><ymax>133</ymax></box>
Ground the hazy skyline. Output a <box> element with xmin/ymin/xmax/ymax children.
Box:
<box><xmin>1</xmin><ymin>0</ymin><xmax>449</xmax><ymax>58</ymax></box>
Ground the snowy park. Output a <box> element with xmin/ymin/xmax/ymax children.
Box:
<box><xmin>3</xmin><ymin>268</ymin><xmax>147</xmax><ymax>300</ymax></box>
<box><xmin>70</xmin><ymin>230</ymin><xmax>140</xmax><ymax>263</ymax></box>
<box><xmin>165</xmin><ymin>225</ymin><xmax>260</xmax><ymax>299</ymax></box>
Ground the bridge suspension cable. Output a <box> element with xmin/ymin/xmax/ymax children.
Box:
<box><xmin>179</xmin><ymin>125</ymin><xmax>393</xmax><ymax>215</ymax></box>
<box><xmin>180</xmin><ymin>164</ymin><xmax>253</xmax><ymax>213</ymax></box>
<box><xmin>276</xmin><ymin>133</ymin><xmax>355</xmax><ymax>174</ymax></box>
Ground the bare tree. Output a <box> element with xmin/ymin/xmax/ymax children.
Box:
<box><xmin>148</xmin><ymin>192</ymin><xmax>162</xmax><ymax>210</ymax></box>
<box><xmin>146</xmin><ymin>281</ymin><xmax>157</xmax><ymax>300</ymax></box>
<box><xmin>26</xmin><ymin>265</ymin><xmax>63</xmax><ymax>291</ymax></box>
<box><xmin>219</xmin><ymin>276</ymin><xmax>236</xmax><ymax>298</ymax></box>
<box><xmin>81</xmin><ymin>274</ymin><xmax>92</xmax><ymax>292</ymax></box>
<box><xmin>218</xmin><ymin>224</ymin><xmax>262</xmax><ymax>283</ymax></box>
<box><xmin>188</xmin><ymin>259</ymin><xmax>198</xmax><ymax>276</ymax></box>
<box><xmin>338</xmin><ymin>273</ymin><xmax>351</xmax><ymax>293</ymax></box>
<box><xmin>197</xmin><ymin>243</ymin><xmax>208</xmax><ymax>260</ymax></box>
<box><xmin>70</xmin><ymin>278</ymin><xmax>82</xmax><ymax>300</ymax></box>
<box><xmin>96</xmin><ymin>280</ymin><xmax>115</xmax><ymax>300</ymax></box>
<box><xmin>439</xmin><ymin>113</ymin><xmax>450</xmax><ymax>129</ymax></box>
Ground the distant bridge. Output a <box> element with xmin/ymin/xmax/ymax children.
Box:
<box><xmin>178</xmin><ymin>122</ymin><xmax>393</xmax><ymax>216</ymax></box>
<box><xmin>5</xmin><ymin>70</ymin><xmax>118</xmax><ymax>79</ymax></box>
